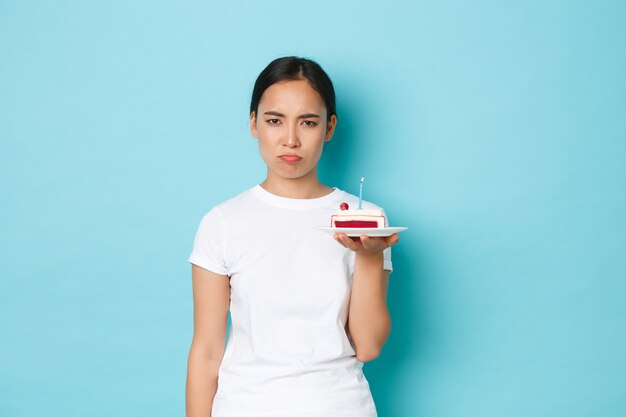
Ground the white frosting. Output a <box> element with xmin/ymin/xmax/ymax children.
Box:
<box><xmin>333</xmin><ymin>209</ymin><xmax>383</xmax><ymax>216</ymax></box>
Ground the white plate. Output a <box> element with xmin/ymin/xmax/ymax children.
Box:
<box><xmin>317</xmin><ymin>227</ymin><xmax>408</xmax><ymax>237</ymax></box>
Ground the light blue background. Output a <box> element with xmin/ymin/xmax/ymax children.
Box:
<box><xmin>1</xmin><ymin>1</ymin><xmax>625</xmax><ymax>416</ymax></box>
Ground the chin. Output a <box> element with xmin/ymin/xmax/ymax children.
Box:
<box><xmin>273</xmin><ymin>166</ymin><xmax>315</xmax><ymax>181</ymax></box>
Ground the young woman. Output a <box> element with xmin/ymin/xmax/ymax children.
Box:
<box><xmin>186</xmin><ymin>56</ymin><xmax>399</xmax><ymax>417</ymax></box>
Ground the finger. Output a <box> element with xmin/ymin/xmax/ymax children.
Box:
<box><xmin>386</xmin><ymin>233</ymin><xmax>400</xmax><ymax>247</ymax></box>
<box><xmin>334</xmin><ymin>237</ymin><xmax>348</xmax><ymax>248</ymax></box>
<box><xmin>334</xmin><ymin>233</ymin><xmax>348</xmax><ymax>248</ymax></box>
<box><xmin>360</xmin><ymin>235</ymin><xmax>389</xmax><ymax>252</ymax></box>
<box><xmin>345</xmin><ymin>235</ymin><xmax>363</xmax><ymax>251</ymax></box>
<box><xmin>336</xmin><ymin>233</ymin><xmax>359</xmax><ymax>250</ymax></box>
<box><xmin>360</xmin><ymin>235</ymin><xmax>377</xmax><ymax>250</ymax></box>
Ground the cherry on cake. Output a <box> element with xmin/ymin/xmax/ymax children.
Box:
<box><xmin>331</xmin><ymin>202</ymin><xmax>387</xmax><ymax>228</ymax></box>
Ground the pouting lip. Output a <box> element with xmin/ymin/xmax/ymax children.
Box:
<box><xmin>279</xmin><ymin>154</ymin><xmax>302</xmax><ymax>160</ymax></box>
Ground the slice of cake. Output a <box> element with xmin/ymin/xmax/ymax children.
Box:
<box><xmin>331</xmin><ymin>202</ymin><xmax>387</xmax><ymax>228</ymax></box>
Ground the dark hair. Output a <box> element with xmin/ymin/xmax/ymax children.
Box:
<box><xmin>250</xmin><ymin>56</ymin><xmax>336</xmax><ymax>121</ymax></box>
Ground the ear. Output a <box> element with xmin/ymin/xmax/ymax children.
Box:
<box><xmin>324</xmin><ymin>114</ymin><xmax>337</xmax><ymax>142</ymax></box>
<box><xmin>250</xmin><ymin>112</ymin><xmax>259</xmax><ymax>139</ymax></box>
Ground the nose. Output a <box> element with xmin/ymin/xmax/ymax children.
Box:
<box><xmin>284</xmin><ymin>123</ymin><xmax>300</xmax><ymax>148</ymax></box>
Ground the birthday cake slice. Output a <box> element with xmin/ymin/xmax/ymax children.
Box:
<box><xmin>331</xmin><ymin>202</ymin><xmax>387</xmax><ymax>228</ymax></box>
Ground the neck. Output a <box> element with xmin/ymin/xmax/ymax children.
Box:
<box><xmin>261</xmin><ymin>169</ymin><xmax>332</xmax><ymax>199</ymax></box>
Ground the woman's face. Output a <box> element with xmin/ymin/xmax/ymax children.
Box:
<box><xmin>251</xmin><ymin>79</ymin><xmax>337</xmax><ymax>183</ymax></box>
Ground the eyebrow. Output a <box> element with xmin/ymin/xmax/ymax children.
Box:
<box><xmin>263</xmin><ymin>111</ymin><xmax>321</xmax><ymax>119</ymax></box>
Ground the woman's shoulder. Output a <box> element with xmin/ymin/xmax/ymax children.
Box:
<box><xmin>201</xmin><ymin>186</ymin><xmax>257</xmax><ymax>219</ymax></box>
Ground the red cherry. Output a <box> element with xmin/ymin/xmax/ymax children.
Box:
<box><xmin>340</xmin><ymin>202</ymin><xmax>349</xmax><ymax>210</ymax></box>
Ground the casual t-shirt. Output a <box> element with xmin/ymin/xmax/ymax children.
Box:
<box><xmin>188</xmin><ymin>185</ymin><xmax>392</xmax><ymax>417</ymax></box>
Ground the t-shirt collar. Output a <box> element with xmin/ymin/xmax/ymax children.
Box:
<box><xmin>250</xmin><ymin>184</ymin><xmax>343</xmax><ymax>209</ymax></box>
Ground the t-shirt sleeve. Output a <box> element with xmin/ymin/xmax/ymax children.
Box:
<box><xmin>188</xmin><ymin>207</ymin><xmax>228</xmax><ymax>276</ymax></box>
<box><xmin>383</xmin><ymin>247</ymin><xmax>393</xmax><ymax>272</ymax></box>
<box><xmin>383</xmin><ymin>209</ymin><xmax>393</xmax><ymax>272</ymax></box>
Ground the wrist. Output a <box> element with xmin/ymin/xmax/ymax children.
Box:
<box><xmin>355</xmin><ymin>250</ymin><xmax>383</xmax><ymax>264</ymax></box>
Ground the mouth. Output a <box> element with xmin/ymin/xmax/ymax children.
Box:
<box><xmin>279</xmin><ymin>155</ymin><xmax>302</xmax><ymax>163</ymax></box>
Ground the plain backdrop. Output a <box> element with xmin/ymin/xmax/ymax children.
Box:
<box><xmin>1</xmin><ymin>1</ymin><xmax>625</xmax><ymax>416</ymax></box>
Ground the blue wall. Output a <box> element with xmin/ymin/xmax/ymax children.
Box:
<box><xmin>1</xmin><ymin>1</ymin><xmax>625</xmax><ymax>416</ymax></box>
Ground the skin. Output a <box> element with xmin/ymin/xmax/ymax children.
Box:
<box><xmin>186</xmin><ymin>79</ymin><xmax>398</xmax><ymax>417</ymax></box>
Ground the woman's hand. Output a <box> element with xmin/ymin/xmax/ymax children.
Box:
<box><xmin>333</xmin><ymin>233</ymin><xmax>399</xmax><ymax>255</ymax></box>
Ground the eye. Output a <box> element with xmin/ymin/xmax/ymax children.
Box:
<box><xmin>266</xmin><ymin>119</ymin><xmax>281</xmax><ymax>125</ymax></box>
<box><xmin>302</xmin><ymin>120</ymin><xmax>318</xmax><ymax>127</ymax></box>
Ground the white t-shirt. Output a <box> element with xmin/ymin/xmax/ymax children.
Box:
<box><xmin>188</xmin><ymin>185</ymin><xmax>392</xmax><ymax>417</ymax></box>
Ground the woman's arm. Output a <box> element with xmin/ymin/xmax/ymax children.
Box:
<box><xmin>334</xmin><ymin>234</ymin><xmax>399</xmax><ymax>362</ymax></box>
<box><xmin>186</xmin><ymin>264</ymin><xmax>230</xmax><ymax>417</ymax></box>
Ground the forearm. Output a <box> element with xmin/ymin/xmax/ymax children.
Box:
<box><xmin>348</xmin><ymin>251</ymin><xmax>391</xmax><ymax>362</ymax></box>
<box><xmin>186</xmin><ymin>347</ymin><xmax>222</xmax><ymax>417</ymax></box>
